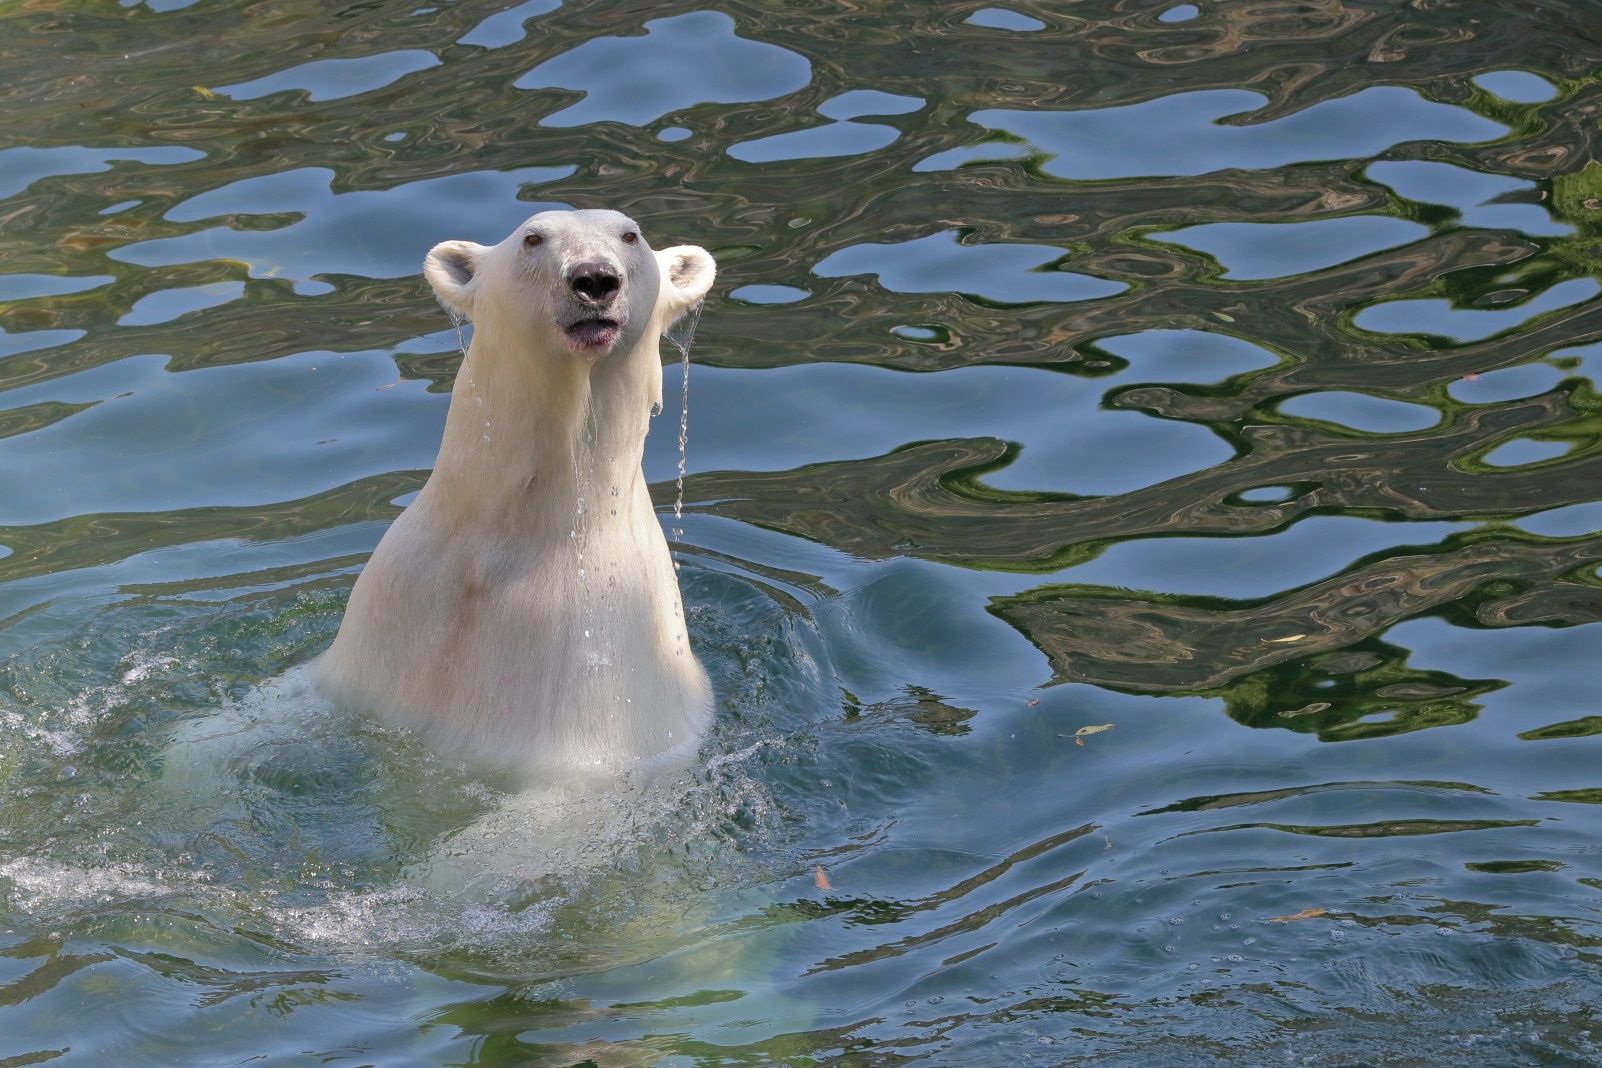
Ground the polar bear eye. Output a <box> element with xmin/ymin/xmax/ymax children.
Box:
<box><xmin>523</xmin><ymin>233</ymin><xmax>543</xmax><ymax>248</ymax></box>
<box><xmin>621</xmin><ymin>231</ymin><xmax>638</xmax><ymax>244</ymax></box>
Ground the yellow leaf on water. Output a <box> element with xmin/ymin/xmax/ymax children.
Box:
<box><xmin>1072</xmin><ymin>723</ymin><xmax>1114</xmax><ymax>746</ymax></box>
<box><xmin>192</xmin><ymin>85</ymin><xmax>216</xmax><ymax>99</ymax></box>
<box><xmin>814</xmin><ymin>866</ymin><xmax>832</xmax><ymax>891</ymax></box>
<box><xmin>1268</xmin><ymin>907</ymin><xmax>1329</xmax><ymax>923</ymax></box>
<box><xmin>1265</xmin><ymin>634</ymin><xmax>1306</xmax><ymax>644</ymax></box>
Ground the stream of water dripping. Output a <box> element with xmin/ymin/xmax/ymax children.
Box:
<box><xmin>664</xmin><ymin>302</ymin><xmax>704</xmax><ymax>534</ymax></box>
<box><xmin>447</xmin><ymin>308</ymin><xmax>470</xmax><ymax>362</ymax></box>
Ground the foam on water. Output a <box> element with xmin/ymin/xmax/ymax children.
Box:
<box><xmin>0</xmin><ymin>558</ymin><xmax>831</xmax><ymax>974</ymax></box>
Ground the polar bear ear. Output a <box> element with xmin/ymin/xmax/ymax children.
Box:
<box><xmin>423</xmin><ymin>240</ymin><xmax>488</xmax><ymax>317</ymax></box>
<box><xmin>655</xmin><ymin>245</ymin><xmax>716</xmax><ymax>322</ymax></box>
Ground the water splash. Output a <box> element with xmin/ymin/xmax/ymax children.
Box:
<box><xmin>664</xmin><ymin>302</ymin><xmax>704</xmax><ymax>533</ymax></box>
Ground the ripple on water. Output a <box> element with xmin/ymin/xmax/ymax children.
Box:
<box><xmin>1555</xmin><ymin>340</ymin><xmax>1602</xmax><ymax>387</ymax></box>
<box><xmin>215</xmin><ymin>50</ymin><xmax>443</xmax><ymax>102</ymax></box>
<box><xmin>1152</xmin><ymin>216</ymin><xmax>1428</xmax><ymax>280</ymax></box>
<box><xmin>0</xmin><ymin>328</ymin><xmax>86</xmax><ymax>358</ymax></box>
<box><xmin>1236</xmin><ymin>485</ymin><xmax>1295</xmax><ymax>503</ymax></box>
<box><xmin>1448</xmin><ymin>363</ymin><xmax>1565</xmax><ymax>402</ymax></box>
<box><xmin>1480</xmin><ymin>438</ymin><xmax>1573</xmax><ymax>467</ymax></box>
<box><xmin>964</xmin><ymin>8</ymin><xmax>1045</xmax><ymax>32</ymax></box>
<box><xmin>1093</xmin><ymin>329</ymin><xmax>1280</xmax><ymax>383</ymax></box>
<box><xmin>0</xmin><ymin>349</ymin><xmax>443</xmax><ymax>525</ymax></box>
<box><xmin>1354</xmin><ymin>278</ymin><xmax>1600</xmax><ymax>342</ymax></box>
<box><xmin>0</xmin><ymin>274</ymin><xmax>113</xmax><ymax>301</ymax></box>
<box><xmin>1367</xmin><ymin>160</ymin><xmax>1573</xmax><ymax>236</ymax></box>
<box><xmin>971</xmin><ymin>87</ymin><xmax>1506</xmax><ymax>179</ymax></box>
<box><xmin>3</xmin><ymin>0</ymin><xmax>1602</xmax><ymax>1060</ymax></box>
<box><xmin>643</xmin><ymin>362</ymin><xmax>1231</xmax><ymax>497</ymax></box>
<box><xmin>113</xmin><ymin>165</ymin><xmax>573</xmax><ymax>280</ymax></box>
<box><xmin>730</xmin><ymin>121</ymin><xmax>901</xmax><ymax>164</ymax></box>
<box><xmin>456</xmin><ymin>0</ymin><xmax>559</xmax><ymax>48</ymax></box>
<box><xmin>913</xmin><ymin>139</ymin><xmax>1031</xmax><ymax>172</ymax></box>
<box><xmin>729</xmin><ymin>91</ymin><xmax>923</xmax><ymax>163</ymax></box>
<box><xmin>1516</xmin><ymin>501</ymin><xmax>1602</xmax><ymax>537</ymax></box>
<box><xmin>117</xmin><ymin>281</ymin><xmax>245</xmax><ymax>326</ymax></box>
<box><xmin>1054</xmin><ymin>515</ymin><xmax>1472</xmax><ymax>599</ymax></box>
<box><xmin>0</xmin><ymin>144</ymin><xmax>205</xmax><ymax>200</ymax></box>
<box><xmin>812</xmin><ymin>230</ymin><xmax>1126</xmax><ymax>304</ymax></box>
<box><xmin>1472</xmin><ymin>70</ymin><xmax>1559</xmax><ymax>103</ymax></box>
<box><xmin>729</xmin><ymin>284</ymin><xmax>809</xmax><ymax>304</ymax></box>
<box><xmin>1277</xmin><ymin>391</ymin><xmax>1440</xmax><ymax>433</ymax></box>
<box><xmin>514</xmin><ymin>11</ymin><xmax>812</xmax><ymax>127</ymax></box>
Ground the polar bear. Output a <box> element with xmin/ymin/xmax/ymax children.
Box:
<box><xmin>314</xmin><ymin>209</ymin><xmax>716</xmax><ymax>783</ymax></box>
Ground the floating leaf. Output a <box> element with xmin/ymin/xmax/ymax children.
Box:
<box><xmin>1071</xmin><ymin>723</ymin><xmax>1114</xmax><ymax>746</ymax></box>
<box><xmin>1268</xmin><ymin>906</ymin><xmax>1329</xmax><ymax>922</ymax></box>
<box><xmin>192</xmin><ymin>85</ymin><xmax>217</xmax><ymax>99</ymax></box>
<box><xmin>814</xmin><ymin>866</ymin><xmax>832</xmax><ymax>891</ymax></box>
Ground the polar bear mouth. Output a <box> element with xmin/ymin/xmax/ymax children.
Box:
<box><xmin>564</xmin><ymin>316</ymin><xmax>621</xmax><ymax>351</ymax></box>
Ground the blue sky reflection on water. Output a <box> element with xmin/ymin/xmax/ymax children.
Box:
<box><xmin>1</xmin><ymin>0</ymin><xmax>1601</xmax><ymax>1063</ymax></box>
<box><xmin>515</xmin><ymin>10</ymin><xmax>812</xmax><ymax>126</ymax></box>
<box><xmin>972</xmin><ymin>86</ymin><xmax>1507</xmax><ymax>178</ymax></box>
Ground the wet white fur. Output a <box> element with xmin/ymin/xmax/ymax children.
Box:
<box><xmin>315</xmin><ymin>209</ymin><xmax>715</xmax><ymax>783</ymax></box>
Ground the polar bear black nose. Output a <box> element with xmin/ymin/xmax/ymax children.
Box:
<box><xmin>569</xmin><ymin>262</ymin><xmax>620</xmax><ymax>305</ymax></box>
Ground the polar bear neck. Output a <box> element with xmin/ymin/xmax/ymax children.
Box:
<box><xmin>428</xmin><ymin>318</ymin><xmax>662</xmax><ymax>538</ymax></box>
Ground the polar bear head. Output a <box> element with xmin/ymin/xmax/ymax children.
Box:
<box><xmin>421</xmin><ymin>208</ymin><xmax>715</xmax><ymax>360</ymax></box>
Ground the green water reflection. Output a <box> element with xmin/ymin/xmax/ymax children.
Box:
<box><xmin>2</xmin><ymin>0</ymin><xmax>1601</xmax><ymax>1064</ymax></box>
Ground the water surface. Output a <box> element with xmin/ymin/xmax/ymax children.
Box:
<box><xmin>3</xmin><ymin>0</ymin><xmax>1602</xmax><ymax>1064</ymax></box>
